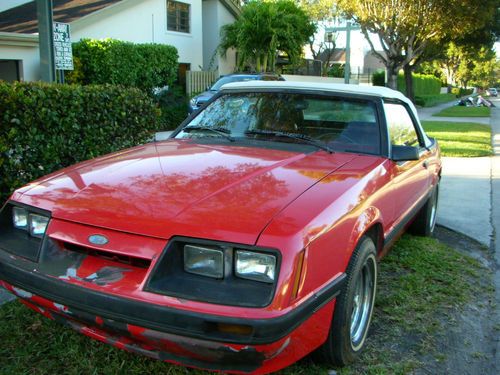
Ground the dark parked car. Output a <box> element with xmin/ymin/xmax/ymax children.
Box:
<box><xmin>0</xmin><ymin>81</ymin><xmax>441</xmax><ymax>374</ymax></box>
<box><xmin>188</xmin><ymin>73</ymin><xmax>284</xmax><ymax>113</ymax></box>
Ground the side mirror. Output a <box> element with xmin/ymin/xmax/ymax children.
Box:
<box><xmin>391</xmin><ymin>145</ymin><xmax>419</xmax><ymax>161</ymax></box>
<box><xmin>206</xmin><ymin>85</ymin><xmax>211</xmax><ymax>91</ymax></box>
<box><xmin>154</xmin><ymin>131</ymin><xmax>174</xmax><ymax>142</ymax></box>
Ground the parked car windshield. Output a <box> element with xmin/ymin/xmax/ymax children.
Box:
<box><xmin>210</xmin><ymin>76</ymin><xmax>259</xmax><ymax>91</ymax></box>
<box><xmin>176</xmin><ymin>92</ymin><xmax>381</xmax><ymax>155</ymax></box>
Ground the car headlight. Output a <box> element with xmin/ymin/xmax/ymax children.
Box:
<box><xmin>12</xmin><ymin>207</ymin><xmax>28</xmax><ymax>230</ymax></box>
<box><xmin>146</xmin><ymin>238</ymin><xmax>280</xmax><ymax>307</ymax></box>
<box><xmin>29</xmin><ymin>214</ymin><xmax>49</xmax><ymax>238</ymax></box>
<box><xmin>235</xmin><ymin>250</ymin><xmax>276</xmax><ymax>283</ymax></box>
<box><xmin>184</xmin><ymin>244</ymin><xmax>224</xmax><ymax>279</ymax></box>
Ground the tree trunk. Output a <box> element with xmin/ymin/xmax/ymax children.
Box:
<box><xmin>262</xmin><ymin>54</ymin><xmax>268</xmax><ymax>73</ymax></box>
<box><xmin>403</xmin><ymin>64</ymin><xmax>415</xmax><ymax>103</ymax></box>
<box><xmin>386</xmin><ymin>66</ymin><xmax>398</xmax><ymax>90</ymax></box>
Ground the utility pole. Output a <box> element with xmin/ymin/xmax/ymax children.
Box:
<box><xmin>326</xmin><ymin>21</ymin><xmax>361</xmax><ymax>84</ymax></box>
<box><xmin>36</xmin><ymin>0</ymin><xmax>55</xmax><ymax>82</ymax></box>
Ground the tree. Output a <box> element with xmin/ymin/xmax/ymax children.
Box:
<box><xmin>297</xmin><ymin>0</ymin><xmax>339</xmax><ymax>75</ymax></box>
<box><xmin>337</xmin><ymin>0</ymin><xmax>498</xmax><ymax>99</ymax></box>
<box><xmin>468</xmin><ymin>47</ymin><xmax>497</xmax><ymax>88</ymax></box>
<box><xmin>220</xmin><ymin>0</ymin><xmax>316</xmax><ymax>72</ymax></box>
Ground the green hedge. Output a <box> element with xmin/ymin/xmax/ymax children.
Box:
<box><xmin>397</xmin><ymin>73</ymin><xmax>441</xmax><ymax>96</ymax></box>
<box><xmin>415</xmin><ymin>93</ymin><xmax>457</xmax><ymax>107</ymax></box>
<box><xmin>0</xmin><ymin>81</ymin><xmax>160</xmax><ymax>202</ymax></box>
<box><xmin>68</xmin><ymin>39</ymin><xmax>179</xmax><ymax>93</ymax></box>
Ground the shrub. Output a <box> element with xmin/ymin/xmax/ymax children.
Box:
<box><xmin>154</xmin><ymin>85</ymin><xmax>189</xmax><ymax>130</ymax></box>
<box><xmin>327</xmin><ymin>63</ymin><xmax>345</xmax><ymax>78</ymax></box>
<box><xmin>67</xmin><ymin>39</ymin><xmax>179</xmax><ymax>93</ymax></box>
<box><xmin>451</xmin><ymin>87</ymin><xmax>474</xmax><ymax>97</ymax></box>
<box><xmin>397</xmin><ymin>73</ymin><xmax>441</xmax><ymax>96</ymax></box>
<box><xmin>372</xmin><ymin>70</ymin><xmax>385</xmax><ymax>86</ymax></box>
<box><xmin>0</xmin><ymin>81</ymin><xmax>161</xmax><ymax>202</ymax></box>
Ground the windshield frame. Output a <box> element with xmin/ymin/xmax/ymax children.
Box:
<box><xmin>172</xmin><ymin>87</ymin><xmax>389</xmax><ymax>157</ymax></box>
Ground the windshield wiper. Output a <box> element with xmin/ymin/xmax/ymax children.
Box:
<box><xmin>245</xmin><ymin>129</ymin><xmax>333</xmax><ymax>153</ymax></box>
<box><xmin>183</xmin><ymin>126</ymin><xmax>234</xmax><ymax>142</ymax></box>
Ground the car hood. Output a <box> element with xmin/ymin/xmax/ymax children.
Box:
<box><xmin>15</xmin><ymin>140</ymin><xmax>356</xmax><ymax>244</ymax></box>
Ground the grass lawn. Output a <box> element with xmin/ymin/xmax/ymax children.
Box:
<box><xmin>433</xmin><ymin>106</ymin><xmax>491</xmax><ymax>117</ymax></box>
<box><xmin>422</xmin><ymin>121</ymin><xmax>492</xmax><ymax>157</ymax></box>
<box><xmin>0</xmin><ymin>234</ymin><xmax>484</xmax><ymax>375</ymax></box>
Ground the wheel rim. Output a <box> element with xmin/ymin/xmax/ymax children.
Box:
<box><xmin>350</xmin><ymin>255</ymin><xmax>376</xmax><ymax>350</ymax></box>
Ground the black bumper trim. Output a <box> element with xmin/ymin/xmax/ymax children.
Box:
<box><xmin>0</xmin><ymin>252</ymin><xmax>345</xmax><ymax>345</ymax></box>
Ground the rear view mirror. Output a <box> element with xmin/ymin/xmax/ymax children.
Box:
<box><xmin>391</xmin><ymin>145</ymin><xmax>419</xmax><ymax>161</ymax></box>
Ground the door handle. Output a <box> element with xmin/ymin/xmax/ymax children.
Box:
<box><xmin>423</xmin><ymin>160</ymin><xmax>429</xmax><ymax>169</ymax></box>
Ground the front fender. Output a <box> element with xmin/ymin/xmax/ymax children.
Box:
<box><xmin>347</xmin><ymin>206</ymin><xmax>383</xmax><ymax>254</ymax></box>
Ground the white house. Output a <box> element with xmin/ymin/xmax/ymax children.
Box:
<box><xmin>0</xmin><ymin>0</ymin><xmax>240</xmax><ymax>82</ymax></box>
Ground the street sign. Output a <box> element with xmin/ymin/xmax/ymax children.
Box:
<box><xmin>53</xmin><ymin>22</ymin><xmax>73</xmax><ymax>70</ymax></box>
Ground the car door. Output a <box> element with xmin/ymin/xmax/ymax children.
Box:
<box><xmin>384</xmin><ymin>101</ymin><xmax>431</xmax><ymax>223</ymax></box>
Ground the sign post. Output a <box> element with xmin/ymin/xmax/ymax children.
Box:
<box><xmin>36</xmin><ymin>0</ymin><xmax>55</xmax><ymax>82</ymax></box>
<box><xmin>53</xmin><ymin>22</ymin><xmax>74</xmax><ymax>82</ymax></box>
<box><xmin>325</xmin><ymin>22</ymin><xmax>361</xmax><ymax>84</ymax></box>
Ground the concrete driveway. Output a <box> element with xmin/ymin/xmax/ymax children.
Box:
<box><xmin>420</xmin><ymin>98</ymin><xmax>499</xmax><ymax>371</ymax></box>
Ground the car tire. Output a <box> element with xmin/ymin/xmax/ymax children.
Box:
<box><xmin>316</xmin><ymin>236</ymin><xmax>377</xmax><ymax>366</ymax></box>
<box><xmin>409</xmin><ymin>182</ymin><xmax>439</xmax><ymax>237</ymax></box>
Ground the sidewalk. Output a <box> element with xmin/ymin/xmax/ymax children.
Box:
<box><xmin>417</xmin><ymin>99</ymin><xmax>491</xmax><ymax>125</ymax></box>
<box><xmin>489</xmin><ymin>103</ymin><xmax>500</xmax><ymax>372</ymax></box>
<box><xmin>436</xmin><ymin>157</ymin><xmax>492</xmax><ymax>245</ymax></box>
<box><xmin>419</xmin><ymin>99</ymin><xmax>496</xmax><ymax>245</ymax></box>
<box><xmin>425</xmin><ymin>98</ymin><xmax>499</xmax><ymax>371</ymax></box>
<box><xmin>417</xmin><ymin>99</ymin><xmax>458</xmax><ymax>120</ymax></box>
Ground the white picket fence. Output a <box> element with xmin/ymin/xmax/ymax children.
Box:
<box><xmin>186</xmin><ymin>71</ymin><xmax>219</xmax><ymax>96</ymax></box>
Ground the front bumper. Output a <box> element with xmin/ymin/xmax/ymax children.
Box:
<box><xmin>0</xmin><ymin>249</ymin><xmax>345</xmax><ymax>374</ymax></box>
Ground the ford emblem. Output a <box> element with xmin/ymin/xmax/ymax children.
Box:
<box><xmin>88</xmin><ymin>234</ymin><xmax>109</xmax><ymax>246</ymax></box>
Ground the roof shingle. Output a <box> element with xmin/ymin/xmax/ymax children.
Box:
<box><xmin>0</xmin><ymin>0</ymin><xmax>123</xmax><ymax>34</ymax></box>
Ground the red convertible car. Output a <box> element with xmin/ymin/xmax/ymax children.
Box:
<box><xmin>0</xmin><ymin>82</ymin><xmax>441</xmax><ymax>374</ymax></box>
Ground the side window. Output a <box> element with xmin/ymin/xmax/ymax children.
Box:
<box><xmin>384</xmin><ymin>103</ymin><xmax>420</xmax><ymax>147</ymax></box>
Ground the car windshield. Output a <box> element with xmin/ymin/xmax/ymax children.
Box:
<box><xmin>210</xmin><ymin>76</ymin><xmax>259</xmax><ymax>91</ymax></box>
<box><xmin>176</xmin><ymin>92</ymin><xmax>381</xmax><ymax>155</ymax></box>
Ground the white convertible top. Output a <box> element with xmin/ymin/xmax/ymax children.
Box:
<box><xmin>223</xmin><ymin>79</ymin><xmax>412</xmax><ymax>102</ymax></box>
<box><xmin>221</xmin><ymin>80</ymin><xmax>419</xmax><ymax>120</ymax></box>
<box><xmin>221</xmin><ymin>80</ymin><xmax>429</xmax><ymax>146</ymax></box>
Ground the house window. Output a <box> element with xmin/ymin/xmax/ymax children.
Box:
<box><xmin>0</xmin><ymin>60</ymin><xmax>21</xmax><ymax>82</ymax></box>
<box><xmin>167</xmin><ymin>0</ymin><xmax>190</xmax><ymax>33</ymax></box>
